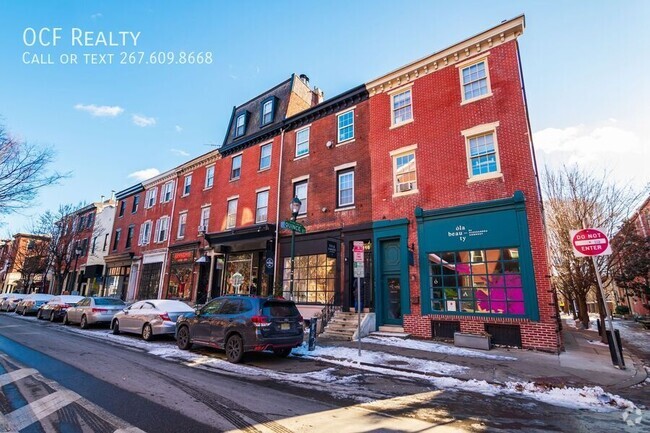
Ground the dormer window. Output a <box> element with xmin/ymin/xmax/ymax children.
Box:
<box><xmin>261</xmin><ymin>99</ymin><xmax>274</xmax><ymax>126</ymax></box>
<box><xmin>235</xmin><ymin>113</ymin><xmax>247</xmax><ymax>137</ymax></box>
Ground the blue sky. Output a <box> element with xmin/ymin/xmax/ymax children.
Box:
<box><xmin>1</xmin><ymin>0</ymin><xmax>648</xmax><ymax>234</ymax></box>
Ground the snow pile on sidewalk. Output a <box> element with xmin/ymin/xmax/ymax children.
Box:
<box><xmin>362</xmin><ymin>335</ymin><xmax>517</xmax><ymax>360</ymax></box>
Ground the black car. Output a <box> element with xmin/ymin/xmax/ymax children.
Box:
<box><xmin>175</xmin><ymin>296</ymin><xmax>304</xmax><ymax>363</ymax></box>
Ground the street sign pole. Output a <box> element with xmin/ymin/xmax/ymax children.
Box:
<box><xmin>357</xmin><ymin>275</ymin><xmax>361</xmax><ymax>357</ymax></box>
<box><xmin>592</xmin><ymin>255</ymin><xmax>625</xmax><ymax>369</ymax></box>
<box><xmin>352</xmin><ymin>241</ymin><xmax>365</xmax><ymax>357</ymax></box>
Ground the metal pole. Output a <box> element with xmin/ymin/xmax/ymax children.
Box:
<box><xmin>592</xmin><ymin>256</ymin><xmax>625</xmax><ymax>369</ymax></box>
<box><xmin>207</xmin><ymin>251</ymin><xmax>215</xmax><ymax>301</ymax></box>
<box><xmin>357</xmin><ymin>276</ymin><xmax>362</xmax><ymax>357</ymax></box>
<box><xmin>289</xmin><ymin>216</ymin><xmax>296</xmax><ymax>298</ymax></box>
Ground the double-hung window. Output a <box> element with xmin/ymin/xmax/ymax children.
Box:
<box><xmin>132</xmin><ymin>195</ymin><xmax>139</xmax><ymax>213</ymax></box>
<box><xmin>226</xmin><ymin>198</ymin><xmax>238</xmax><ymax>229</ymax></box>
<box><xmin>391</xmin><ymin>89</ymin><xmax>413</xmax><ymax>126</ymax></box>
<box><xmin>155</xmin><ymin>217</ymin><xmax>169</xmax><ymax>243</ymax></box>
<box><xmin>337</xmin><ymin>170</ymin><xmax>355</xmax><ymax>208</ymax></box>
<box><xmin>183</xmin><ymin>175</ymin><xmax>192</xmax><ymax>196</ymax></box>
<box><xmin>112</xmin><ymin>229</ymin><xmax>121</xmax><ymax>251</ymax></box>
<box><xmin>125</xmin><ymin>226</ymin><xmax>134</xmax><ymax>248</ymax></box>
<box><xmin>145</xmin><ymin>188</ymin><xmax>157</xmax><ymax>208</ymax></box>
<box><xmin>460</xmin><ymin>59</ymin><xmax>490</xmax><ymax>102</ymax></box>
<box><xmin>256</xmin><ymin>190</ymin><xmax>269</xmax><ymax>223</ymax></box>
<box><xmin>296</xmin><ymin>127</ymin><xmax>309</xmax><ymax>157</ymax></box>
<box><xmin>205</xmin><ymin>166</ymin><xmax>214</xmax><ymax>188</ymax></box>
<box><xmin>139</xmin><ymin>221</ymin><xmax>152</xmax><ymax>245</ymax></box>
<box><xmin>177</xmin><ymin>213</ymin><xmax>187</xmax><ymax>239</ymax></box>
<box><xmin>231</xmin><ymin>155</ymin><xmax>242</xmax><ymax>180</ymax></box>
<box><xmin>118</xmin><ymin>201</ymin><xmax>125</xmax><ymax>217</ymax></box>
<box><xmin>261</xmin><ymin>99</ymin><xmax>274</xmax><ymax>125</ymax></box>
<box><xmin>235</xmin><ymin>113</ymin><xmax>246</xmax><ymax>137</ymax></box>
<box><xmin>294</xmin><ymin>180</ymin><xmax>308</xmax><ymax>215</ymax></box>
<box><xmin>161</xmin><ymin>181</ymin><xmax>174</xmax><ymax>203</ymax></box>
<box><xmin>337</xmin><ymin>110</ymin><xmax>354</xmax><ymax>143</ymax></box>
<box><xmin>259</xmin><ymin>143</ymin><xmax>272</xmax><ymax>170</ymax></box>
<box><xmin>200</xmin><ymin>207</ymin><xmax>210</xmax><ymax>232</ymax></box>
<box><xmin>391</xmin><ymin>145</ymin><xmax>418</xmax><ymax>194</ymax></box>
<box><xmin>462</xmin><ymin>122</ymin><xmax>501</xmax><ymax>180</ymax></box>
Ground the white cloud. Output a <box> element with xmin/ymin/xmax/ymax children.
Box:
<box><xmin>132</xmin><ymin>114</ymin><xmax>156</xmax><ymax>127</ymax></box>
<box><xmin>74</xmin><ymin>103</ymin><xmax>123</xmax><ymax>117</ymax></box>
<box><xmin>91</xmin><ymin>13</ymin><xmax>103</xmax><ymax>20</ymax></box>
<box><xmin>174</xmin><ymin>125</ymin><xmax>183</xmax><ymax>133</ymax></box>
<box><xmin>533</xmin><ymin>121</ymin><xmax>649</xmax><ymax>187</ymax></box>
<box><xmin>127</xmin><ymin>168</ymin><xmax>160</xmax><ymax>181</ymax></box>
<box><xmin>170</xmin><ymin>148</ymin><xmax>189</xmax><ymax>157</ymax></box>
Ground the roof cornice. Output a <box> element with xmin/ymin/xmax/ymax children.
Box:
<box><xmin>366</xmin><ymin>15</ymin><xmax>525</xmax><ymax>96</ymax></box>
<box><xmin>176</xmin><ymin>150</ymin><xmax>221</xmax><ymax>174</ymax></box>
<box><xmin>142</xmin><ymin>169</ymin><xmax>177</xmax><ymax>187</ymax></box>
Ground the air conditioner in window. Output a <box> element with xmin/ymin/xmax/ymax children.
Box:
<box><xmin>198</xmin><ymin>225</ymin><xmax>207</xmax><ymax>234</ymax></box>
<box><xmin>397</xmin><ymin>183</ymin><xmax>413</xmax><ymax>193</ymax></box>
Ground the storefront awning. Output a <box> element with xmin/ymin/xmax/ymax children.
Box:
<box><xmin>84</xmin><ymin>264</ymin><xmax>104</xmax><ymax>278</ymax></box>
<box><xmin>206</xmin><ymin>224</ymin><xmax>275</xmax><ymax>251</ymax></box>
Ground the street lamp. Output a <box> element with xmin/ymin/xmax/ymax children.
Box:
<box><xmin>72</xmin><ymin>247</ymin><xmax>81</xmax><ymax>294</ymax></box>
<box><xmin>288</xmin><ymin>196</ymin><xmax>301</xmax><ymax>298</ymax></box>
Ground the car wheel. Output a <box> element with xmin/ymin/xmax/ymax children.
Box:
<box><xmin>176</xmin><ymin>326</ymin><xmax>192</xmax><ymax>350</ymax></box>
<box><xmin>37</xmin><ymin>310</ymin><xmax>42</xmax><ymax>320</ymax></box>
<box><xmin>21</xmin><ymin>307</ymin><xmax>27</xmax><ymax>316</ymax></box>
<box><xmin>49</xmin><ymin>312</ymin><xmax>56</xmax><ymax>322</ymax></box>
<box><xmin>63</xmin><ymin>314</ymin><xmax>70</xmax><ymax>325</ymax></box>
<box><xmin>225</xmin><ymin>334</ymin><xmax>244</xmax><ymax>363</ymax></box>
<box><xmin>142</xmin><ymin>324</ymin><xmax>153</xmax><ymax>341</ymax></box>
<box><xmin>112</xmin><ymin>320</ymin><xmax>120</xmax><ymax>335</ymax></box>
<box><xmin>273</xmin><ymin>348</ymin><xmax>292</xmax><ymax>358</ymax></box>
<box><xmin>80</xmin><ymin>315</ymin><xmax>88</xmax><ymax>329</ymax></box>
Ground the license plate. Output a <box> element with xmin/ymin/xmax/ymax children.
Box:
<box><xmin>280</xmin><ymin>323</ymin><xmax>290</xmax><ymax>330</ymax></box>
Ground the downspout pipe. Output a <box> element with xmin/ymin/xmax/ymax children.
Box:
<box><xmin>273</xmin><ymin>128</ymin><xmax>285</xmax><ymax>289</ymax></box>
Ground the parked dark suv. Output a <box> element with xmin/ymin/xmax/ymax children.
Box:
<box><xmin>175</xmin><ymin>296</ymin><xmax>304</xmax><ymax>363</ymax></box>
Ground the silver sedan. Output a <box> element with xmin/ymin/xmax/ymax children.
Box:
<box><xmin>1</xmin><ymin>294</ymin><xmax>27</xmax><ymax>312</ymax></box>
<box><xmin>111</xmin><ymin>299</ymin><xmax>195</xmax><ymax>341</ymax></box>
<box><xmin>64</xmin><ymin>297</ymin><xmax>126</xmax><ymax>329</ymax></box>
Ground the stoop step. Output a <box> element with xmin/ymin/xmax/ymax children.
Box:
<box><xmin>369</xmin><ymin>331</ymin><xmax>410</xmax><ymax>339</ymax></box>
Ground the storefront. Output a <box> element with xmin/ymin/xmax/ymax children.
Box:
<box><xmin>82</xmin><ymin>264</ymin><xmax>104</xmax><ymax>296</ymax></box>
<box><xmin>166</xmin><ymin>249</ymin><xmax>195</xmax><ymax>301</ymax></box>
<box><xmin>138</xmin><ymin>252</ymin><xmax>166</xmax><ymax>300</ymax></box>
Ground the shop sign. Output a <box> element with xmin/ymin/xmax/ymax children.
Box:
<box><xmin>326</xmin><ymin>240</ymin><xmax>337</xmax><ymax>258</ymax></box>
<box><xmin>171</xmin><ymin>250</ymin><xmax>194</xmax><ymax>263</ymax></box>
<box><xmin>230</xmin><ymin>272</ymin><xmax>244</xmax><ymax>289</ymax></box>
<box><xmin>264</xmin><ymin>257</ymin><xmax>274</xmax><ymax>274</ymax></box>
<box><xmin>447</xmin><ymin>225</ymin><xmax>489</xmax><ymax>243</ymax></box>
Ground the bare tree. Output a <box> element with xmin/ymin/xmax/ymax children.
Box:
<box><xmin>542</xmin><ymin>165</ymin><xmax>647</xmax><ymax>332</ymax></box>
<box><xmin>611</xmin><ymin>219</ymin><xmax>650</xmax><ymax>313</ymax></box>
<box><xmin>6</xmin><ymin>235</ymin><xmax>50</xmax><ymax>293</ymax></box>
<box><xmin>0</xmin><ymin>124</ymin><xmax>66</xmax><ymax>218</ymax></box>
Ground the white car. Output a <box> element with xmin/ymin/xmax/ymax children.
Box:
<box><xmin>15</xmin><ymin>294</ymin><xmax>54</xmax><ymax>315</ymax></box>
<box><xmin>111</xmin><ymin>299</ymin><xmax>195</xmax><ymax>341</ymax></box>
<box><xmin>1</xmin><ymin>294</ymin><xmax>27</xmax><ymax>312</ymax></box>
<box><xmin>64</xmin><ymin>297</ymin><xmax>126</xmax><ymax>329</ymax></box>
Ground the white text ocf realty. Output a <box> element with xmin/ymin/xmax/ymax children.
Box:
<box><xmin>23</xmin><ymin>28</ymin><xmax>141</xmax><ymax>47</ymax></box>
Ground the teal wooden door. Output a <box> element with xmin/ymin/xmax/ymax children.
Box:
<box><xmin>381</xmin><ymin>240</ymin><xmax>402</xmax><ymax>325</ymax></box>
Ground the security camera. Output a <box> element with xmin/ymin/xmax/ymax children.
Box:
<box><xmin>326</xmin><ymin>141</ymin><xmax>333</xmax><ymax>148</ymax></box>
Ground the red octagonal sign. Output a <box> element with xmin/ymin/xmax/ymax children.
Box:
<box><xmin>570</xmin><ymin>228</ymin><xmax>612</xmax><ymax>257</ymax></box>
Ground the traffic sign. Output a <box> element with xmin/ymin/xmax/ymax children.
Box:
<box><xmin>570</xmin><ymin>228</ymin><xmax>612</xmax><ymax>257</ymax></box>
<box><xmin>281</xmin><ymin>219</ymin><xmax>306</xmax><ymax>234</ymax></box>
<box><xmin>353</xmin><ymin>241</ymin><xmax>364</xmax><ymax>277</ymax></box>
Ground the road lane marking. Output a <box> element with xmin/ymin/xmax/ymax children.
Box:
<box><xmin>0</xmin><ymin>368</ymin><xmax>38</xmax><ymax>386</ymax></box>
<box><xmin>4</xmin><ymin>389</ymin><xmax>81</xmax><ymax>431</ymax></box>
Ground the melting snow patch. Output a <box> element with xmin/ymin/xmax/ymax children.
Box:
<box><xmin>363</xmin><ymin>335</ymin><xmax>517</xmax><ymax>360</ymax></box>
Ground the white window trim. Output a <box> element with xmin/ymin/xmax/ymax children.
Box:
<box><xmin>258</xmin><ymin>141</ymin><xmax>272</xmax><ymax>171</ymax></box>
<box><xmin>336</xmin><ymin>109</ymin><xmax>355</xmax><ymax>144</ymax></box>
<box><xmin>199</xmin><ymin>207</ymin><xmax>210</xmax><ymax>233</ymax></box>
<box><xmin>161</xmin><ymin>181</ymin><xmax>174</xmax><ymax>203</ymax></box>
<box><xmin>293</xmin><ymin>180</ymin><xmax>308</xmax><ymax>216</ymax></box>
<box><xmin>155</xmin><ymin>216</ymin><xmax>170</xmax><ymax>243</ymax></box>
<box><xmin>291</xmin><ymin>174</ymin><xmax>310</xmax><ymax>184</ymax></box>
<box><xmin>182</xmin><ymin>174</ymin><xmax>192</xmax><ymax>197</ymax></box>
<box><xmin>139</xmin><ymin>220</ymin><xmax>152</xmax><ymax>246</ymax></box>
<box><xmin>337</xmin><ymin>170</ymin><xmax>355</xmax><ymax>208</ymax></box>
<box><xmin>295</xmin><ymin>126</ymin><xmax>310</xmax><ymax>158</ymax></box>
<box><xmin>391</xmin><ymin>144</ymin><xmax>419</xmax><ymax>197</ymax></box>
<box><xmin>389</xmin><ymin>84</ymin><xmax>414</xmax><ymax>129</ymax></box>
<box><xmin>255</xmin><ymin>190</ymin><xmax>269</xmax><ymax>224</ymax></box>
<box><xmin>226</xmin><ymin>198</ymin><xmax>238</xmax><ymax>229</ymax></box>
<box><xmin>145</xmin><ymin>188</ymin><xmax>157</xmax><ymax>208</ymax></box>
<box><xmin>204</xmin><ymin>164</ymin><xmax>215</xmax><ymax>190</ymax></box>
<box><xmin>235</xmin><ymin>113</ymin><xmax>246</xmax><ymax>136</ymax></box>
<box><xmin>177</xmin><ymin>212</ymin><xmax>187</xmax><ymax>239</ymax></box>
<box><xmin>255</xmin><ymin>186</ymin><xmax>271</xmax><ymax>193</ymax></box>
<box><xmin>333</xmin><ymin>161</ymin><xmax>357</xmax><ymax>172</ymax></box>
<box><xmin>458</xmin><ymin>55</ymin><xmax>493</xmax><ymax>105</ymax></box>
<box><xmin>230</xmin><ymin>153</ymin><xmax>243</xmax><ymax>181</ymax></box>
<box><xmin>462</xmin><ymin>122</ymin><xmax>503</xmax><ymax>183</ymax></box>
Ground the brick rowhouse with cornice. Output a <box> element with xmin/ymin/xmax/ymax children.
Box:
<box><xmin>366</xmin><ymin>15</ymin><xmax>560</xmax><ymax>352</ymax></box>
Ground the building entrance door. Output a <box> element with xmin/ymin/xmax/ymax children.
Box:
<box><xmin>380</xmin><ymin>240</ymin><xmax>402</xmax><ymax>325</ymax></box>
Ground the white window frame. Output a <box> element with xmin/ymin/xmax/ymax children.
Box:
<box><xmin>255</xmin><ymin>189</ymin><xmax>269</xmax><ymax>223</ymax></box>
<box><xmin>262</xmin><ymin>100</ymin><xmax>273</xmax><ymax>125</ymax></box>
<box><xmin>337</xmin><ymin>170</ymin><xmax>355</xmax><ymax>208</ymax></box>
<box><xmin>226</xmin><ymin>198</ymin><xmax>238</xmax><ymax>229</ymax></box>
<box><xmin>337</xmin><ymin>109</ymin><xmax>355</xmax><ymax>143</ymax></box>
<box><xmin>145</xmin><ymin>188</ymin><xmax>158</xmax><ymax>208</ymax></box>
<box><xmin>259</xmin><ymin>143</ymin><xmax>272</xmax><ymax>171</ymax></box>
<box><xmin>177</xmin><ymin>212</ymin><xmax>187</xmax><ymax>239</ymax></box>
<box><xmin>155</xmin><ymin>216</ymin><xmax>169</xmax><ymax>243</ymax></box>
<box><xmin>390</xmin><ymin>86</ymin><xmax>413</xmax><ymax>127</ymax></box>
<box><xmin>293</xmin><ymin>179</ymin><xmax>308</xmax><ymax>216</ymax></box>
<box><xmin>200</xmin><ymin>206</ymin><xmax>210</xmax><ymax>233</ymax></box>
<box><xmin>390</xmin><ymin>144</ymin><xmax>418</xmax><ymax>196</ymax></box>
<box><xmin>295</xmin><ymin>126</ymin><xmax>310</xmax><ymax>157</ymax></box>
<box><xmin>235</xmin><ymin>113</ymin><xmax>246</xmax><ymax>137</ymax></box>
<box><xmin>139</xmin><ymin>221</ymin><xmax>152</xmax><ymax>246</ymax></box>
<box><xmin>161</xmin><ymin>181</ymin><xmax>174</xmax><ymax>203</ymax></box>
<box><xmin>205</xmin><ymin>165</ymin><xmax>215</xmax><ymax>189</ymax></box>
<box><xmin>458</xmin><ymin>56</ymin><xmax>493</xmax><ymax>104</ymax></box>
<box><xmin>230</xmin><ymin>154</ymin><xmax>242</xmax><ymax>180</ymax></box>
<box><xmin>461</xmin><ymin>122</ymin><xmax>502</xmax><ymax>182</ymax></box>
<box><xmin>183</xmin><ymin>175</ymin><xmax>192</xmax><ymax>196</ymax></box>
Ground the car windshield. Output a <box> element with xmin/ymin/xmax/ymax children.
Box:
<box><xmin>262</xmin><ymin>301</ymin><xmax>300</xmax><ymax>318</ymax></box>
<box><xmin>151</xmin><ymin>300</ymin><xmax>194</xmax><ymax>312</ymax></box>
<box><xmin>94</xmin><ymin>298</ymin><xmax>125</xmax><ymax>306</ymax></box>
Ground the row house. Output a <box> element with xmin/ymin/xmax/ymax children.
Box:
<box><xmin>102</xmin><ymin>15</ymin><xmax>559</xmax><ymax>351</ymax></box>
<box><xmin>0</xmin><ymin>233</ymin><xmax>50</xmax><ymax>294</ymax></box>
<box><xmin>61</xmin><ymin>197</ymin><xmax>116</xmax><ymax>295</ymax></box>
<box><xmin>365</xmin><ymin>15</ymin><xmax>559</xmax><ymax>351</ymax></box>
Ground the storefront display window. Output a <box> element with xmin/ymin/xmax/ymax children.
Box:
<box><xmin>225</xmin><ymin>253</ymin><xmax>253</xmax><ymax>294</ymax></box>
<box><xmin>283</xmin><ymin>254</ymin><xmax>335</xmax><ymax>304</ymax></box>
<box><xmin>167</xmin><ymin>250</ymin><xmax>195</xmax><ymax>300</ymax></box>
<box><xmin>428</xmin><ymin>248</ymin><xmax>524</xmax><ymax>315</ymax></box>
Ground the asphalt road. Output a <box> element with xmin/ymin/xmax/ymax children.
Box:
<box><xmin>0</xmin><ymin>313</ymin><xmax>642</xmax><ymax>433</ymax></box>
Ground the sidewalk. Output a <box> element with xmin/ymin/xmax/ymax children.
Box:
<box><xmin>311</xmin><ymin>319</ymin><xmax>648</xmax><ymax>403</ymax></box>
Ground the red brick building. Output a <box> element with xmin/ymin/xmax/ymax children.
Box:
<box><xmin>364</xmin><ymin>15</ymin><xmax>559</xmax><ymax>351</ymax></box>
